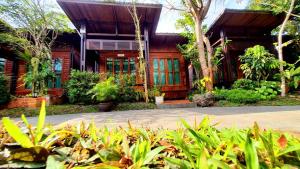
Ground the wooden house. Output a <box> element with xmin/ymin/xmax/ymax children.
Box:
<box><xmin>1</xmin><ymin>1</ymin><xmax>286</xmax><ymax>100</ymax></box>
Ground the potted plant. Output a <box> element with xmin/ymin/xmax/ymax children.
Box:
<box><xmin>89</xmin><ymin>77</ymin><xmax>119</xmax><ymax>112</ymax></box>
<box><xmin>153</xmin><ymin>87</ymin><xmax>165</xmax><ymax>104</ymax></box>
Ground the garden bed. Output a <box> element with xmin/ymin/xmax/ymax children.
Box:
<box><xmin>215</xmin><ymin>95</ymin><xmax>300</xmax><ymax>107</ymax></box>
<box><xmin>0</xmin><ymin>102</ymin><xmax>157</xmax><ymax>118</ymax></box>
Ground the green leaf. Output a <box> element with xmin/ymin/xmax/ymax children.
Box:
<box><xmin>0</xmin><ymin>162</ymin><xmax>45</xmax><ymax>168</ymax></box>
<box><xmin>2</xmin><ymin>117</ymin><xmax>34</xmax><ymax>148</ymax></box>
<box><xmin>21</xmin><ymin>114</ymin><xmax>29</xmax><ymax>127</ymax></box>
<box><xmin>208</xmin><ymin>158</ymin><xmax>231</xmax><ymax>169</ymax></box>
<box><xmin>46</xmin><ymin>155</ymin><xmax>65</xmax><ymax>169</ymax></box>
<box><xmin>245</xmin><ymin>131</ymin><xmax>259</xmax><ymax>169</ymax></box>
<box><xmin>165</xmin><ymin>157</ymin><xmax>191</xmax><ymax>169</ymax></box>
<box><xmin>277</xmin><ymin>144</ymin><xmax>300</xmax><ymax>157</ymax></box>
<box><xmin>143</xmin><ymin>146</ymin><xmax>165</xmax><ymax>165</ymax></box>
<box><xmin>35</xmin><ymin>100</ymin><xmax>46</xmax><ymax>144</ymax></box>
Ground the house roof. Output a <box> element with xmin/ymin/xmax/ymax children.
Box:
<box><xmin>207</xmin><ymin>9</ymin><xmax>285</xmax><ymax>37</ymax></box>
<box><xmin>57</xmin><ymin>0</ymin><xmax>162</xmax><ymax>36</ymax></box>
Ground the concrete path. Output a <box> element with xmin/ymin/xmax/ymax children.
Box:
<box><xmin>15</xmin><ymin>106</ymin><xmax>300</xmax><ymax>133</ymax></box>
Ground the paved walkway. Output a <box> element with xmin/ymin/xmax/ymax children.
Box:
<box><xmin>16</xmin><ymin>106</ymin><xmax>300</xmax><ymax>133</ymax></box>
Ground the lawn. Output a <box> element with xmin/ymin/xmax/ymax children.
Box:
<box><xmin>0</xmin><ymin>102</ymin><xmax>157</xmax><ymax>118</ymax></box>
<box><xmin>215</xmin><ymin>95</ymin><xmax>300</xmax><ymax>107</ymax></box>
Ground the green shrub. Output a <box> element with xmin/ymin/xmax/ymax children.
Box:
<box><xmin>240</xmin><ymin>45</ymin><xmax>279</xmax><ymax>81</ymax></box>
<box><xmin>114</xmin><ymin>74</ymin><xmax>139</xmax><ymax>102</ymax></box>
<box><xmin>89</xmin><ymin>77</ymin><xmax>119</xmax><ymax>102</ymax></box>
<box><xmin>213</xmin><ymin>88</ymin><xmax>229</xmax><ymax>101</ymax></box>
<box><xmin>65</xmin><ymin>70</ymin><xmax>100</xmax><ymax>104</ymax></box>
<box><xmin>255</xmin><ymin>81</ymin><xmax>280</xmax><ymax>100</ymax></box>
<box><xmin>226</xmin><ymin>89</ymin><xmax>261</xmax><ymax>104</ymax></box>
<box><xmin>232</xmin><ymin>79</ymin><xmax>258</xmax><ymax>90</ymax></box>
<box><xmin>0</xmin><ymin>74</ymin><xmax>10</xmax><ymax>105</ymax></box>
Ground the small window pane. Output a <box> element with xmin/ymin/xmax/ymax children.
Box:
<box><xmin>174</xmin><ymin>59</ymin><xmax>180</xmax><ymax>72</ymax></box>
<box><xmin>114</xmin><ymin>59</ymin><xmax>120</xmax><ymax>74</ymax></box>
<box><xmin>130</xmin><ymin>58</ymin><xmax>136</xmax><ymax>75</ymax></box>
<box><xmin>106</xmin><ymin>58</ymin><xmax>113</xmax><ymax>73</ymax></box>
<box><xmin>54</xmin><ymin>58</ymin><xmax>62</xmax><ymax>74</ymax></box>
<box><xmin>55</xmin><ymin>76</ymin><xmax>61</xmax><ymax>88</ymax></box>
<box><xmin>175</xmin><ymin>72</ymin><xmax>180</xmax><ymax>84</ymax></box>
<box><xmin>161</xmin><ymin>72</ymin><xmax>166</xmax><ymax>85</ymax></box>
<box><xmin>167</xmin><ymin>59</ymin><xmax>173</xmax><ymax>85</ymax></box>
<box><xmin>0</xmin><ymin>58</ymin><xmax>5</xmax><ymax>72</ymax></box>
<box><xmin>153</xmin><ymin>59</ymin><xmax>158</xmax><ymax>71</ymax></box>
<box><xmin>154</xmin><ymin>72</ymin><xmax>159</xmax><ymax>85</ymax></box>
<box><xmin>123</xmin><ymin>59</ymin><xmax>129</xmax><ymax>73</ymax></box>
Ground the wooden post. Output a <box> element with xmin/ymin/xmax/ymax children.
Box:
<box><xmin>144</xmin><ymin>25</ymin><xmax>150</xmax><ymax>86</ymax></box>
<box><xmin>80</xmin><ymin>24</ymin><xmax>86</xmax><ymax>71</ymax></box>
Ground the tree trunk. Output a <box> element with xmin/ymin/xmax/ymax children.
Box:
<box><xmin>277</xmin><ymin>0</ymin><xmax>295</xmax><ymax>97</ymax></box>
<box><xmin>195</xmin><ymin>17</ymin><xmax>213</xmax><ymax>91</ymax></box>
<box><xmin>203</xmin><ymin>35</ymin><xmax>214</xmax><ymax>87</ymax></box>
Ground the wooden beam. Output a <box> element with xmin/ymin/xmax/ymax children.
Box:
<box><xmin>80</xmin><ymin>24</ymin><xmax>86</xmax><ymax>71</ymax></box>
<box><xmin>87</xmin><ymin>33</ymin><xmax>143</xmax><ymax>37</ymax></box>
<box><xmin>144</xmin><ymin>25</ymin><xmax>150</xmax><ymax>87</ymax></box>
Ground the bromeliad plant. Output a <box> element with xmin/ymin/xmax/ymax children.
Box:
<box><xmin>0</xmin><ymin>104</ymin><xmax>300</xmax><ymax>168</ymax></box>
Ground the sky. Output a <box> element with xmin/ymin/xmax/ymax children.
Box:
<box><xmin>54</xmin><ymin>0</ymin><xmax>250</xmax><ymax>33</ymax></box>
<box><xmin>156</xmin><ymin>0</ymin><xmax>249</xmax><ymax>33</ymax></box>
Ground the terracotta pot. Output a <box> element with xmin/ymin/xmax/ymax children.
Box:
<box><xmin>98</xmin><ymin>102</ymin><xmax>113</xmax><ymax>112</ymax></box>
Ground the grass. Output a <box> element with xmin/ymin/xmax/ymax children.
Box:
<box><xmin>215</xmin><ymin>95</ymin><xmax>300</xmax><ymax>107</ymax></box>
<box><xmin>114</xmin><ymin>102</ymin><xmax>157</xmax><ymax>111</ymax></box>
<box><xmin>0</xmin><ymin>102</ymin><xmax>157</xmax><ymax>118</ymax></box>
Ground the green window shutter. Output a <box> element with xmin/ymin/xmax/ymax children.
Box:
<box><xmin>153</xmin><ymin>59</ymin><xmax>159</xmax><ymax>85</ymax></box>
<box><xmin>123</xmin><ymin>59</ymin><xmax>129</xmax><ymax>73</ymax></box>
<box><xmin>130</xmin><ymin>58</ymin><xmax>136</xmax><ymax>75</ymax></box>
<box><xmin>174</xmin><ymin>59</ymin><xmax>180</xmax><ymax>84</ymax></box>
<box><xmin>160</xmin><ymin>59</ymin><xmax>165</xmax><ymax>85</ymax></box>
<box><xmin>167</xmin><ymin>59</ymin><xmax>173</xmax><ymax>85</ymax></box>
<box><xmin>106</xmin><ymin>58</ymin><xmax>113</xmax><ymax>74</ymax></box>
<box><xmin>48</xmin><ymin>79</ymin><xmax>53</xmax><ymax>88</ymax></box>
<box><xmin>55</xmin><ymin>76</ymin><xmax>61</xmax><ymax>88</ymax></box>
<box><xmin>114</xmin><ymin>59</ymin><xmax>120</xmax><ymax>74</ymax></box>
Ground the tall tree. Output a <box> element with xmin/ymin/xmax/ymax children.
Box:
<box><xmin>128</xmin><ymin>1</ymin><xmax>149</xmax><ymax>103</ymax></box>
<box><xmin>248</xmin><ymin>0</ymin><xmax>300</xmax><ymax>96</ymax></box>
<box><xmin>0</xmin><ymin>0</ymin><xmax>71</xmax><ymax>96</ymax></box>
<box><xmin>182</xmin><ymin>0</ymin><xmax>213</xmax><ymax>91</ymax></box>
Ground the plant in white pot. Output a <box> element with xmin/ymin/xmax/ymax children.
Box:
<box><xmin>89</xmin><ymin>77</ymin><xmax>119</xmax><ymax>112</ymax></box>
<box><xmin>153</xmin><ymin>87</ymin><xmax>165</xmax><ymax>104</ymax></box>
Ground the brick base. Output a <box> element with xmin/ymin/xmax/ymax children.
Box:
<box><xmin>6</xmin><ymin>97</ymin><xmax>46</xmax><ymax>109</ymax></box>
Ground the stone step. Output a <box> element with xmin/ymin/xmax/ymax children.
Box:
<box><xmin>157</xmin><ymin>100</ymin><xmax>197</xmax><ymax>109</ymax></box>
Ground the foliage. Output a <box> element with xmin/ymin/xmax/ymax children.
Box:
<box><xmin>248</xmin><ymin>0</ymin><xmax>300</xmax><ymax>37</ymax></box>
<box><xmin>192</xmin><ymin>77</ymin><xmax>211</xmax><ymax>95</ymax></box>
<box><xmin>0</xmin><ymin>0</ymin><xmax>72</xmax><ymax>96</ymax></box>
<box><xmin>255</xmin><ymin>81</ymin><xmax>280</xmax><ymax>100</ymax></box>
<box><xmin>0</xmin><ymin>74</ymin><xmax>10</xmax><ymax>105</ymax></box>
<box><xmin>148</xmin><ymin>86</ymin><xmax>162</xmax><ymax>102</ymax></box>
<box><xmin>89</xmin><ymin>77</ymin><xmax>119</xmax><ymax>103</ymax></box>
<box><xmin>0</xmin><ymin>19</ymin><xmax>30</xmax><ymax>58</ymax></box>
<box><xmin>113</xmin><ymin>102</ymin><xmax>157</xmax><ymax>111</ymax></box>
<box><xmin>283</xmin><ymin>58</ymin><xmax>300</xmax><ymax>89</ymax></box>
<box><xmin>240</xmin><ymin>45</ymin><xmax>280</xmax><ymax>81</ymax></box>
<box><xmin>232</xmin><ymin>78</ymin><xmax>259</xmax><ymax>90</ymax></box>
<box><xmin>65</xmin><ymin>70</ymin><xmax>100</xmax><ymax>104</ymax></box>
<box><xmin>215</xmin><ymin>89</ymin><xmax>261</xmax><ymax>104</ymax></box>
<box><xmin>114</xmin><ymin>74</ymin><xmax>139</xmax><ymax>102</ymax></box>
<box><xmin>1</xmin><ymin>105</ymin><xmax>300</xmax><ymax>168</ymax></box>
<box><xmin>23</xmin><ymin>59</ymin><xmax>55</xmax><ymax>96</ymax></box>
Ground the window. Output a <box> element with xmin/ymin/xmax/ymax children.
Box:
<box><xmin>153</xmin><ymin>58</ymin><xmax>180</xmax><ymax>86</ymax></box>
<box><xmin>0</xmin><ymin>58</ymin><xmax>5</xmax><ymax>72</ymax></box>
<box><xmin>48</xmin><ymin>58</ymin><xmax>62</xmax><ymax>88</ymax></box>
<box><xmin>106</xmin><ymin>57</ymin><xmax>136</xmax><ymax>75</ymax></box>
